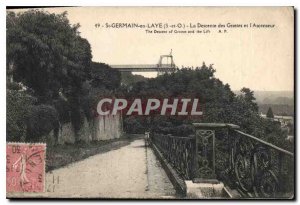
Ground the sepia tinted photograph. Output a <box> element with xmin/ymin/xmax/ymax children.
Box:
<box><xmin>6</xmin><ymin>7</ymin><xmax>294</xmax><ymax>199</ymax></box>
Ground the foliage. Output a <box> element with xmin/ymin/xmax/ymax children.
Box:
<box><xmin>123</xmin><ymin>63</ymin><xmax>290</xmax><ymax>150</ymax></box>
<box><xmin>266</xmin><ymin>107</ymin><xmax>274</xmax><ymax>118</ymax></box>
<box><xmin>287</xmin><ymin>122</ymin><xmax>294</xmax><ymax>136</ymax></box>
<box><xmin>7</xmin><ymin>81</ymin><xmax>60</xmax><ymax>142</ymax></box>
<box><xmin>6</xmin><ymin>89</ymin><xmax>36</xmax><ymax>141</ymax></box>
<box><xmin>26</xmin><ymin>104</ymin><xmax>60</xmax><ymax>142</ymax></box>
<box><xmin>90</xmin><ymin>62</ymin><xmax>121</xmax><ymax>90</ymax></box>
<box><xmin>6</xmin><ymin>10</ymin><xmax>291</xmax><ymax>153</ymax></box>
<box><xmin>123</xmin><ymin>116</ymin><xmax>145</xmax><ymax>134</ymax></box>
<box><xmin>6</xmin><ymin>10</ymin><xmax>122</xmax><ymax>143</ymax></box>
<box><xmin>6</xmin><ymin>82</ymin><xmax>23</xmax><ymax>91</ymax></box>
<box><xmin>7</xmin><ymin>10</ymin><xmax>91</xmax><ymax>101</ymax></box>
<box><xmin>258</xmin><ymin>103</ymin><xmax>294</xmax><ymax>116</ymax></box>
<box><xmin>53</xmin><ymin>98</ymin><xmax>71</xmax><ymax>124</ymax></box>
<box><xmin>121</xmin><ymin>72</ymin><xmax>147</xmax><ymax>86</ymax></box>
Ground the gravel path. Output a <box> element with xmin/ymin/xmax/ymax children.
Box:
<box><xmin>9</xmin><ymin>138</ymin><xmax>176</xmax><ymax>199</ymax></box>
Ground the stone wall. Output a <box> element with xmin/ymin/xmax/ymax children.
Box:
<box><xmin>59</xmin><ymin>122</ymin><xmax>75</xmax><ymax>144</ymax></box>
<box><xmin>46</xmin><ymin>114</ymin><xmax>123</xmax><ymax>145</ymax></box>
<box><xmin>91</xmin><ymin>113</ymin><xmax>123</xmax><ymax>141</ymax></box>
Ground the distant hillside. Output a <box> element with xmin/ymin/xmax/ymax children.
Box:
<box><xmin>234</xmin><ymin>90</ymin><xmax>294</xmax><ymax>105</ymax></box>
<box><xmin>258</xmin><ymin>104</ymin><xmax>294</xmax><ymax>116</ymax></box>
<box><xmin>234</xmin><ymin>90</ymin><xmax>294</xmax><ymax>116</ymax></box>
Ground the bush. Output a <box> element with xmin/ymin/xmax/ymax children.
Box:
<box><xmin>124</xmin><ymin>116</ymin><xmax>145</xmax><ymax>134</ymax></box>
<box><xmin>26</xmin><ymin>104</ymin><xmax>59</xmax><ymax>142</ymax></box>
<box><xmin>6</xmin><ymin>90</ymin><xmax>35</xmax><ymax>141</ymax></box>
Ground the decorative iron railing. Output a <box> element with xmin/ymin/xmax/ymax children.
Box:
<box><xmin>220</xmin><ymin>128</ymin><xmax>294</xmax><ymax>198</ymax></box>
<box><xmin>150</xmin><ymin>123</ymin><xmax>294</xmax><ymax>198</ymax></box>
<box><xmin>150</xmin><ymin>133</ymin><xmax>196</xmax><ymax>180</ymax></box>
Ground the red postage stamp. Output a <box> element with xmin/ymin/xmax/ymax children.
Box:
<box><xmin>6</xmin><ymin>143</ymin><xmax>46</xmax><ymax>193</ymax></box>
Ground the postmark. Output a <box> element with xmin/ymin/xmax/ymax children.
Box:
<box><xmin>6</xmin><ymin>143</ymin><xmax>46</xmax><ymax>193</ymax></box>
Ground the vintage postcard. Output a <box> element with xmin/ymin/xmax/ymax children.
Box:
<box><xmin>6</xmin><ymin>7</ymin><xmax>294</xmax><ymax>199</ymax></box>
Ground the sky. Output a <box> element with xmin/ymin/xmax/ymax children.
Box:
<box><xmin>10</xmin><ymin>7</ymin><xmax>294</xmax><ymax>91</ymax></box>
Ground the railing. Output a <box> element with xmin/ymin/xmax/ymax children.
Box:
<box><xmin>150</xmin><ymin>123</ymin><xmax>294</xmax><ymax>198</ymax></box>
<box><xmin>220</xmin><ymin>128</ymin><xmax>294</xmax><ymax>198</ymax></box>
<box><xmin>110</xmin><ymin>64</ymin><xmax>158</xmax><ymax>68</ymax></box>
<box><xmin>150</xmin><ymin>133</ymin><xmax>196</xmax><ymax>180</ymax></box>
<box><xmin>110</xmin><ymin>64</ymin><xmax>176</xmax><ymax>69</ymax></box>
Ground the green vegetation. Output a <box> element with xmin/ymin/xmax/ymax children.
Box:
<box><xmin>258</xmin><ymin>103</ymin><xmax>294</xmax><ymax>116</ymax></box>
<box><xmin>6</xmin><ymin>10</ymin><xmax>293</xmax><ymax>195</ymax></box>
<box><xmin>121</xmin><ymin>72</ymin><xmax>147</xmax><ymax>86</ymax></box>
<box><xmin>6</xmin><ymin>10</ymin><xmax>293</xmax><ymax>152</ymax></box>
<box><xmin>266</xmin><ymin>107</ymin><xmax>274</xmax><ymax>118</ymax></box>
<box><xmin>6</xmin><ymin>10</ymin><xmax>120</xmax><ymax>143</ymax></box>
<box><xmin>122</xmin><ymin>64</ymin><xmax>292</xmax><ymax>151</ymax></box>
<box><xmin>7</xmin><ymin>87</ymin><xmax>36</xmax><ymax>141</ymax></box>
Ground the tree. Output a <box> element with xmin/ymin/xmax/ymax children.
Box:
<box><xmin>122</xmin><ymin>64</ymin><xmax>288</xmax><ymax>150</ymax></box>
<box><xmin>266</xmin><ymin>107</ymin><xmax>274</xmax><ymax>118</ymax></box>
<box><xmin>26</xmin><ymin>105</ymin><xmax>60</xmax><ymax>143</ymax></box>
<box><xmin>6</xmin><ymin>10</ymin><xmax>94</xmax><ymax>143</ymax></box>
<box><xmin>6</xmin><ymin>10</ymin><xmax>92</xmax><ymax>103</ymax></box>
<box><xmin>240</xmin><ymin>87</ymin><xmax>258</xmax><ymax>112</ymax></box>
<box><xmin>90</xmin><ymin>62</ymin><xmax>120</xmax><ymax>90</ymax></box>
<box><xmin>7</xmin><ymin>88</ymin><xmax>36</xmax><ymax>141</ymax></box>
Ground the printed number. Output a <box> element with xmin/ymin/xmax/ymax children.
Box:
<box><xmin>12</xmin><ymin>145</ymin><xmax>21</xmax><ymax>153</ymax></box>
<box><xmin>38</xmin><ymin>174</ymin><xmax>43</xmax><ymax>183</ymax></box>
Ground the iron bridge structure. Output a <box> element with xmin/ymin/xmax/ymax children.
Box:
<box><xmin>110</xmin><ymin>53</ymin><xmax>177</xmax><ymax>74</ymax></box>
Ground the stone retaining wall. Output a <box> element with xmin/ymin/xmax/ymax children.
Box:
<box><xmin>45</xmin><ymin>114</ymin><xmax>123</xmax><ymax>145</ymax></box>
